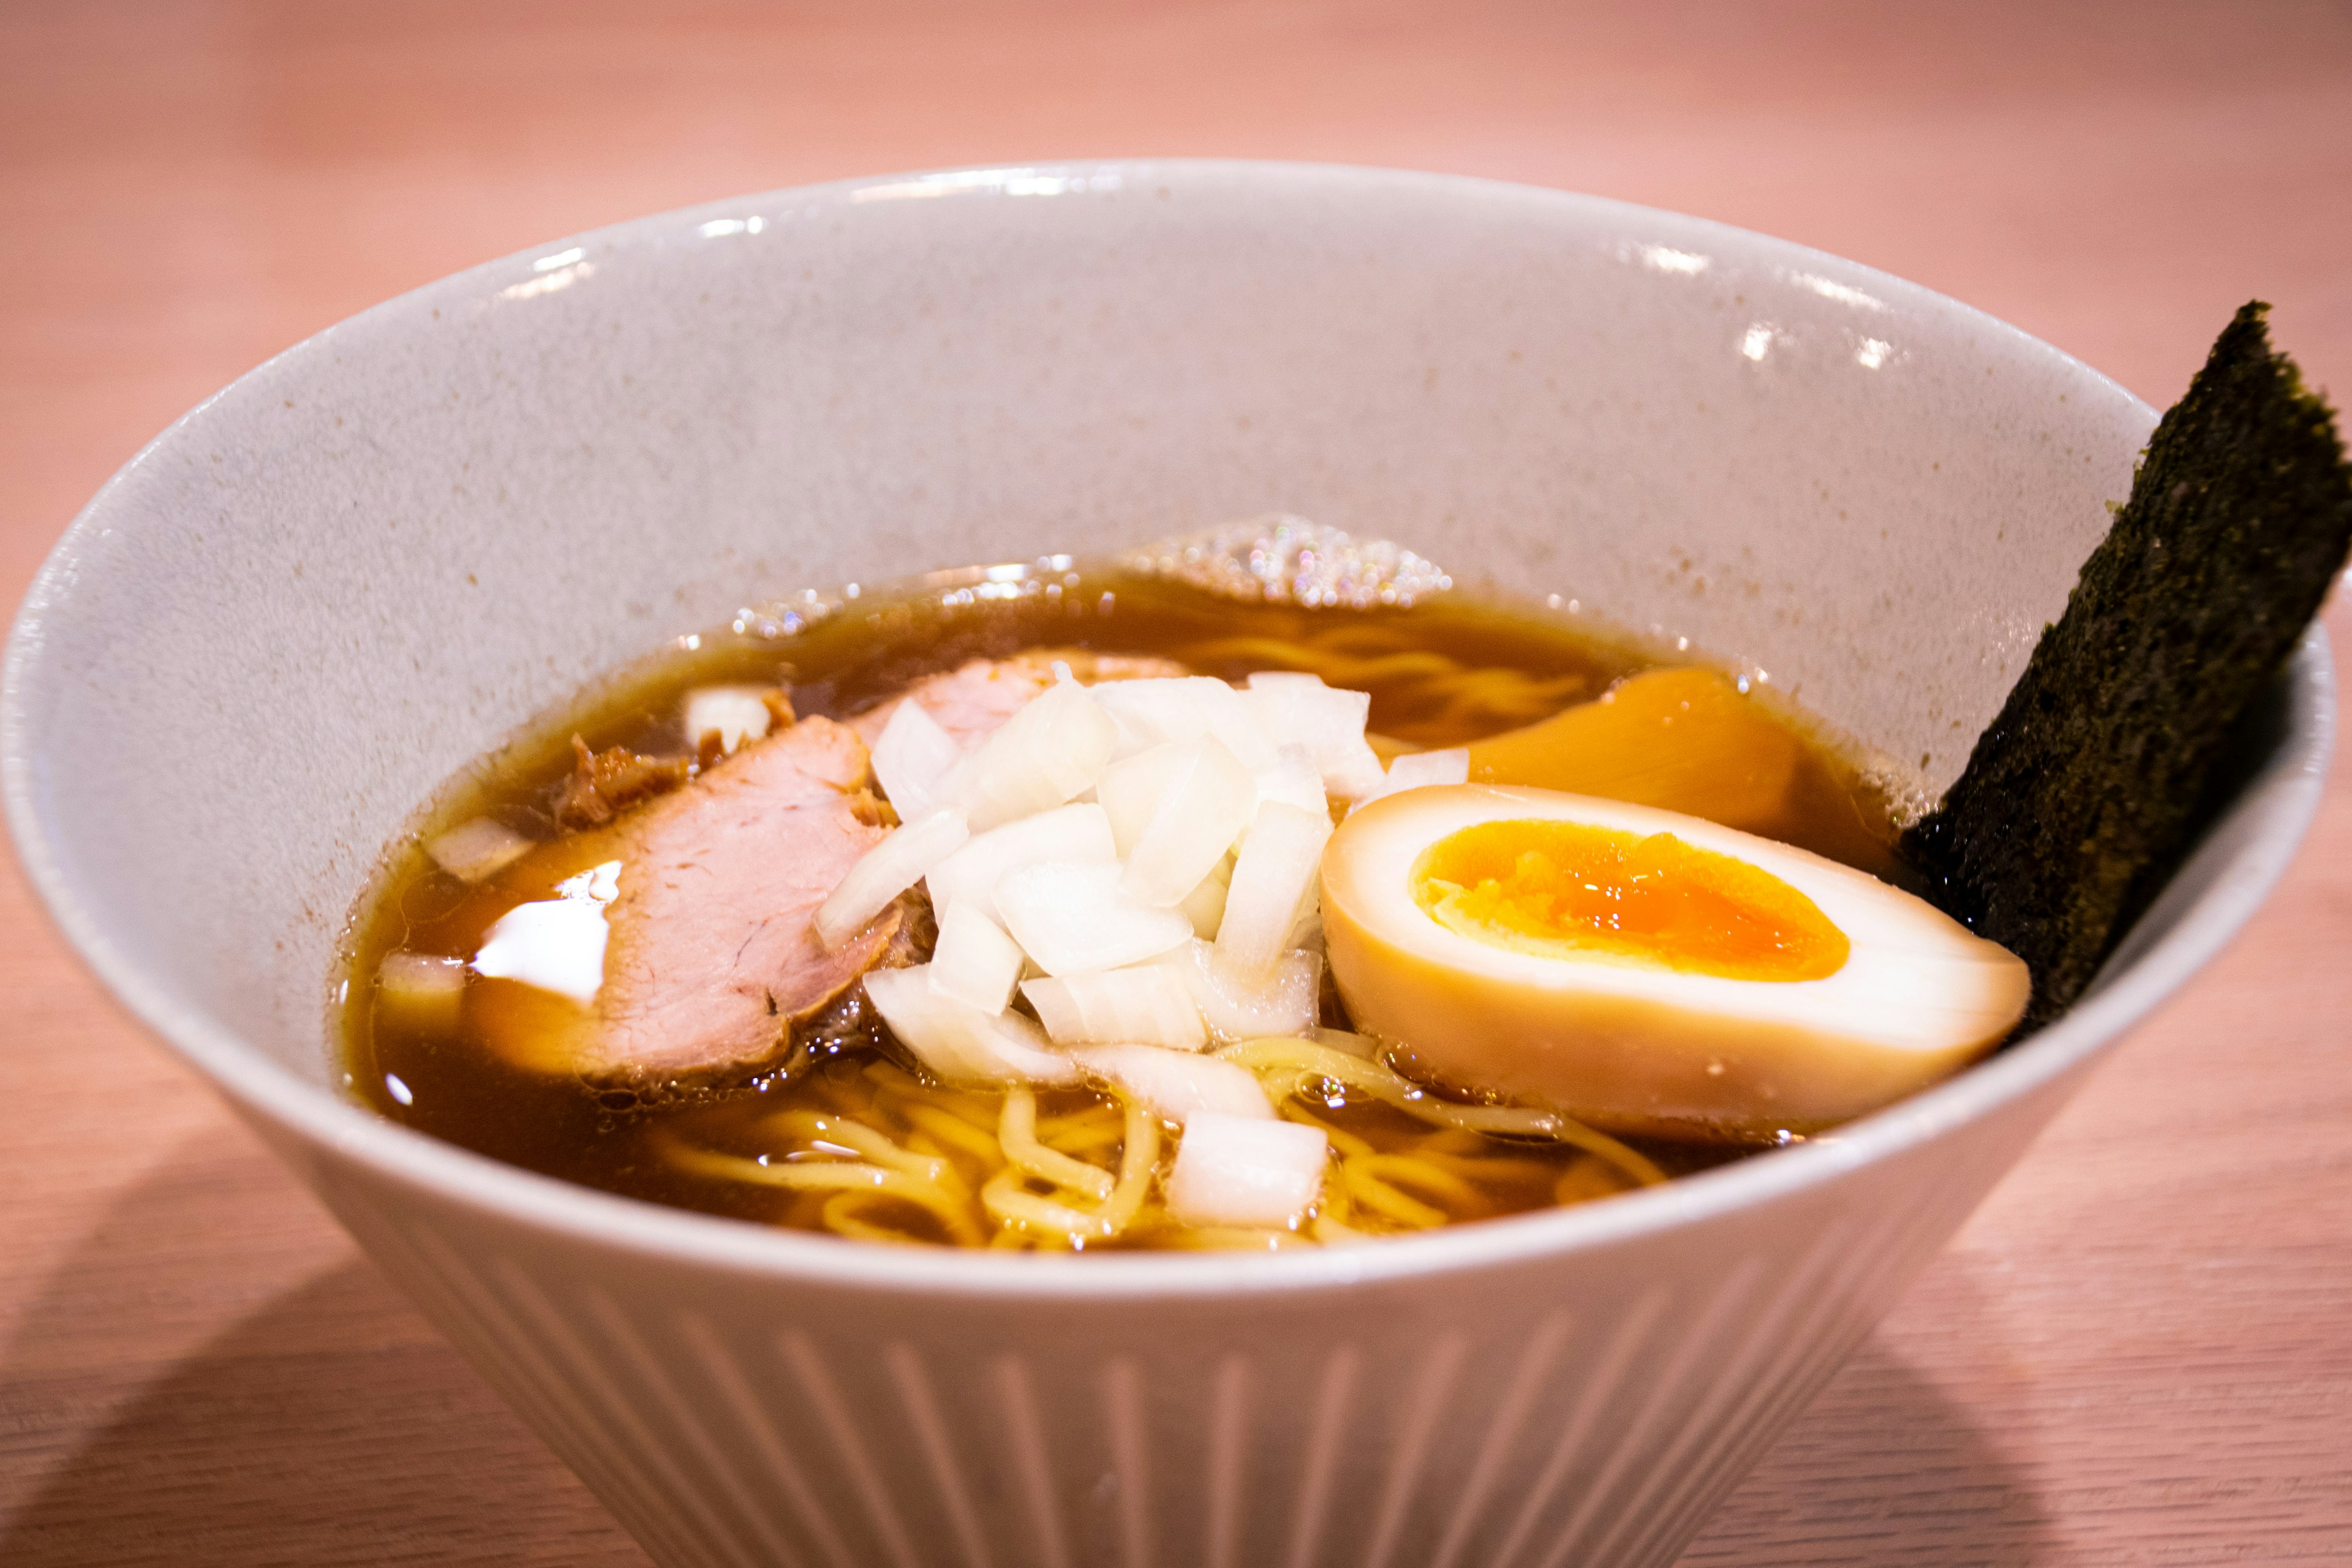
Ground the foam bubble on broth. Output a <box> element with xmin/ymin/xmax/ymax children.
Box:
<box><xmin>1126</xmin><ymin>514</ymin><xmax>1452</xmax><ymax>609</ymax></box>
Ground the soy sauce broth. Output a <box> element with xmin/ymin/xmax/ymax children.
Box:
<box><xmin>338</xmin><ymin>562</ymin><xmax>1898</xmax><ymax>1247</ymax></box>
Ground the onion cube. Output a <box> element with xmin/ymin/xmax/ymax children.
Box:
<box><xmin>1121</xmin><ymin>735</ymin><xmax>1257</xmax><ymax>907</ymax></box>
<box><xmin>1323</xmin><ymin>747</ymin><xmax>1391</xmax><ymax>801</ymax></box>
<box><xmin>1167</xmin><ymin>1113</ymin><xmax>1329</xmax><ymax>1227</ymax></box>
<box><xmin>1254</xmin><ymin>744</ymin><xmax>1330</xmax><ymax>819</ymax></box>
<box><xmin>994</xmin><ymin>861</ymin><xmax>1194</xmax><ymax>976</ymax></box>
<box><xmin>865</xmin><ymin>965</ymin><xmax>1079</xmax><ymax>1086</ymax></box>
<box><xmin>813</xmin><ymin>807</ymin><xmax>969</xmax><ymax>949</ymax></box>
<box><xmin>1069</xmin><ymin>1043</ymin><xmax>1273</xmax><ymax>1124</ymax></box>
<box><xmin>1348</xmin><ymin>748</ymin><xmax>1470</xmax><ymax>813</ymax></box>
<box><xmin>426</xmin><ymin>816</ymin><xmax>535</xmax><ymax>884</ymax></box>
<box><xmin>1313</xmin><ymin>1027</ymin><xmax>1382</xmax><ymax>1060</ymax></box>
<box><xmin>377</xmin><ymin>951</ymin><xmax>468</xmax><ymax>1028</ymax></box>
<box><xmin>1022</xmin><ymin>967</ymin><xmax>1207</xmax><ymax>1050</ymax></box>
<box><xmin>942</xmin><ymin>679</ymin><xmax>1117</xmax><ymax>830</ymax></box>
<box><xmin>682</xmin><ymin>685</ymin><xmax>774</xmax><ymax>756</ymax></box>
<box><xmin>1096</xmin><ymin>743</ymin><xmax>1188</xmax><ymax>857</ymax></box>
<box><xmin>1158</xmin><ymin>939</ymin><xmax>1321</xmax><ymax>1041</ymax></box>
<box><xmin>1091</xmin><ymin>677</ymin><xmax>1275</xmax><ymax>769</ymax></box>
<box><xmin>1178</xmin><ymin>857</ymin><xmax>1232</xmax><ymax>939</ymax></box>
<box><xmin>1243</xmin><ymin>674</ymin><xmax>1385</xmax><ymax>798</ymax></box>
<box><xmin>870</xmin><ymin>697</ymin><xmax>963</xmax><ymax>820</ymax></box>
<box><xmin>926</xmin><ymin>803</ymin><xmax>1117</xmax><ymax>923</ymax></box>
<box><xmin>1215</xmin><ymin>801</ymin><xmax>1334</xmax><ymax>979</ymax></box>
<box><xmin>929</xmin><ymin>900</ymin><xmax>1026</xmax><ymax>1013</ymax></box>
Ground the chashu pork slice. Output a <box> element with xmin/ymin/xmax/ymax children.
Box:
<box><xmin>850</xmin><ymin>648</ymin><xmax>1189</xmax><ymax>751</ymax></box>
<box><xmin>477</xmin><ymin>715</ymin><xmax>903</xmax><ymax>1082</ymax></box>
<box><xmin>597</xmin><ymin>715</ymin><xmax>898</xmax><ymax>1078</ymax></box>
<box><xmin>478</xmin><ymin>657</ymin><xmax>1185</xmax><ymax>1080</ymax></box>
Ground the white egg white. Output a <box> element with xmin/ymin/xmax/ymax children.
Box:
<box><xmin>1319</xmin><ymin>785</ymin><xmax>2030</xmax><ymax>1139</ymax></box>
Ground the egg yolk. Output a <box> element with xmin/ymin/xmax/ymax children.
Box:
<box><xmin>1411</xmin><ymin>819</ymin><xmax>1850</xmax><ymax>982</ymax></box>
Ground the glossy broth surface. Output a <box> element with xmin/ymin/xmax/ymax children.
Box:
<box><xmin>340</xmin><ymin>564</ymin><xmax>1898</xmax><ymax>1248</ymax></box>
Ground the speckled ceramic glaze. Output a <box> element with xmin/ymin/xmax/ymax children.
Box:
<box><xmin>5</xmin><ymin>163</ymin><xmax>2331</xmax><ymax>1568</ymax></box>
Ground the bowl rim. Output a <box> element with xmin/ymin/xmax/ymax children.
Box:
<box><xmin>6</xmin><ymin>157</ymin><xmax>2334</xmax><ymax>1302</ymax></box>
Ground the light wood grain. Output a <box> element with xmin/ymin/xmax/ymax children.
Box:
<box><xmin>2</xmin><ymin>3</ymin><xmax>2348</xmax><ymax>1562</ymax></box>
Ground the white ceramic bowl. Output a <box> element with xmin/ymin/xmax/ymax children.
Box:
<box><xmin>6</xmin><ymin>162</ymin><xmax>2330</xmax><ymax>1568</ymax></box>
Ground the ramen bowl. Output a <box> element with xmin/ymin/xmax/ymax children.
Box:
<box><xmin>5</xmin><ymin>162</ymin><xmax>2329</xmax><ymax>1568</ymax></box>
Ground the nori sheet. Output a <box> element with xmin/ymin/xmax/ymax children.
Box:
<box><xmin>1902</xmin><ymin>302</ymin><xmax>2352</xmax><ymax>1027</ymax></box>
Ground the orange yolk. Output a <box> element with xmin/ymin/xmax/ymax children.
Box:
<box><xmin>1410</xmin><ymin>819</ymin><xmax>1850</xmax><ymax>982</ymax></box>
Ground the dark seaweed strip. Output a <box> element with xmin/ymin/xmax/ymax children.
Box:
<box><xmin>1904</xmin><ymin>303</ymin><xmax>2352</xmax><ymax>1027</ymax></box>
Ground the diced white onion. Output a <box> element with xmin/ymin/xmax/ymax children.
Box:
<box><xmin>1178</xmin><ymin>858</ymin><xmax>1232</xmax><ymax>939</ymax></box>
<box><xmin>1253</xmin><ymin>744</ymin><xmax>1330</xmax><ymax>819</ymax></box>
<box><xmin>926</xmin><ymin>803</ymin><xmax>1117</xmax><ymax>923</ymax></box>
<box><xmin>864</xmin><ymin>965</ymin><xmax>1079</xmax><ymax>1085</ymax></box>
<box><xmin>377</xmin><ymin>951</ymin><xmax>467</xmax><ymax>1026</ymax></box>
<box><xmin>929</xmin><ymin>900</ymin><xmax>1026</xmax><ymax>1013</ymax></box>
<box><xmin>1215</xmin><ymin>801</ymin><xmax>1335</xmax><ymax>978</ymax></box>
<box><xmin>978</xmin><ymin>1017</ymin><xmax>1082</xmax><ymax>1085</ymax></box>
<box><xmin>1091</xmin><ymin>677</ymin><xmax>1276</xmax><ymax>769</ymax></box>
<box><xmin>869</xmin><ymin>697</ymin><xmax>963</xmax><ymax>819</ymax></box>
<box><xmin>1312</xmin><ymin>1026</ymin><xmax>1381</xmax><ymax>1060</ymax></box>
<box><xmin>1121</xmin><ymin>735</ymin><xmax>1257</xmax><ymax>907</ymax></box>
<box><xmin>813</xmin><ymin>807</ymin><xmax>970</xmax><ymax>949</ymax></box>
<box><xmin>1069</xmin><ymin>1043</ymin><xmax>1273</xmax><ymax>1124</ymax></box>
<box><xmin>1167</xmin><ymin>1113</ymin><xmax>1329</xmax><ymax>1227</ymax></box>
<box><xmin>1349</xmin><ymin>747</ymin><xmax>1471</xmax><ymax>813</ymax></box>
<box><xmin>1158</xmin><ymin>939</ymin><xmax>1322</xmax><ymax>1042</ymax></box>
<box><xmin>426</xmin><ymin>816</ymin><xmax>535</xmax><ymax>884</ymax></box>
<box><xmin>1244</xmin><ymin>674</ymin><xmax>1386</xmax><ymax>799</ymax></box>
<box><xmin>1096</xmin><ymin>742</ymin><xmax>1183</xmax><ymax>856</ymax></box>
<box><xmin>472</xmin><ymin>899</ymin><xmax>609</xmax><ymax>1005</ymax></box>
<box><xmin>994</xmin><ymin>861</ymin><xmax>1195</xmax><ymax>976</ymax></box>
<box><xmin>1022</xmin><ymin>967</ymin><xmax>1208</xmax><ymax>1051</ymax></box>
<box><xmin>682</xmin><ymin>685</ymin><xmax>774</xmax><ymax>756</ymax></box>
<box><xmin>941</xmin><ymin>679</ymin><xmax>1117</xmax><ymax>830</ymax></box>
<box><xmin>1324</xmin><ymin>748</ymin><xmax>1390</xmax><ymax>801</ymax></box>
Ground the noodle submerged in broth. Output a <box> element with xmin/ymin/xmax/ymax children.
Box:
<box><xmin>341</xmin><ymin>528</ymin><xmax>1911</xmax><ymax>1251</ymax></box>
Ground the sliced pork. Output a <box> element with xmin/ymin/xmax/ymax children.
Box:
<box><xmin>583</xmin><ymin>715</ymin><xmax>900</xmax><ymax>1079</ymax></box>
<box><xmin>850</xmin><ymin>649</ymin><xmax>1186</xmax><ymax>752</ymax></box>
<box><xmin>480</xmin><ymin>654</ymin><xmax>1186</xmax><ymax>1082</ymax></box>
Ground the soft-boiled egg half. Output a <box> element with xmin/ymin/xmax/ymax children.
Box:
<box><xmin>1319</xmin><ymin>785</ymin><xmax>2030</xmax><ymax>1139</ymax></box>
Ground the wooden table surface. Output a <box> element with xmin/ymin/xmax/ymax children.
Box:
<box><xmin>4</xmin><ymin>2</ymin><xmax>2348</xmax><ymax>1562</ymax></box>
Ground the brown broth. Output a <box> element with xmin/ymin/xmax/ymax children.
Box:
<box><xmin>338</xmin><ymin>564</ymin><xmax>1894</xmax><ymax>1249</ymax></box>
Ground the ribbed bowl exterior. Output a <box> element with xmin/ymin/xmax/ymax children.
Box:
<box><xmin>285</xmin><ymin>1060</ymin><xmax>2078</xmax><ymax>1568</ymax></box>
